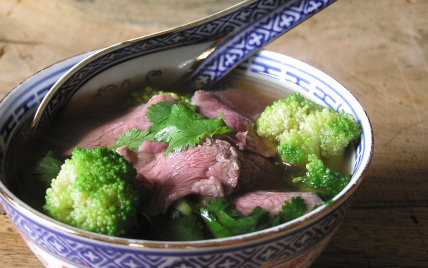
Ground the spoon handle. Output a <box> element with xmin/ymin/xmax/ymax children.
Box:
<box><xmin>186</xmin><ymin>0</ymin><xmax>336</xmax><ymax>88</ymax></box>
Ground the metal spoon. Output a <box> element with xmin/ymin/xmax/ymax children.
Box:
<box><xmin>32</xmin><ymin>0</ymin><xmax>336</xmax><ymax>130</ymax></box>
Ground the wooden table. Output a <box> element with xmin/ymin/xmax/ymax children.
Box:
<box><xmin>1</xmin><ymin>0</ymin><xmax>427</xmax><ymax>267</ymax></box>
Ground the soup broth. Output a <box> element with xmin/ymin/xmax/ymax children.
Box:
<box><xmin>7</xmin><ymin>77</ymin><xmax>288</xmax><ymax>210</ymax></box>
<box><xmin>7</xmin><ymin>75</ymin><xmax>354</xmax><ymax>240</ymax></box>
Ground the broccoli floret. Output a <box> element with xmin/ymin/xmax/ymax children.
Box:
<box><xmin>256</xmin><ymin>93</ymin><xmax>321</xmax><ymax>139</ymax></box>
<box><xmin>255</xmin><ymin>93</ymin><xmax>361</xmax><ymax>199</ymax></box>
<box><xmin>277</xmin><ymin>130</ymin><xmax>320</xmax><ymax>165</ymax></box>
<box><xmin>43</xmin><ymin>147</ymin><xmax>140</xmax><ymax>237</ymax></box>
<box><xmin>255</xmin><ymin>93</ymin><xmax>361</xmax><ymax>165</ymax></box>
<box><xmin>293</xmin><ymin>154</ymin><xmax>352</xmax><ymax>200</ymax></box>
<box><xmin>132</xmin><ymin>86</ymin><xmax>191</xmax><ymax>104</ymax></box>
<box><xmin>301</xmin><ymin>108</ymin><xmax>361</xmax><ymax>157</ymax></box>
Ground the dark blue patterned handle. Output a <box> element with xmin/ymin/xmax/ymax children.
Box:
<box><xmin>187</xmin><ymin>0</ymin><xmax>336</xmax><ymax>87</ymax></box>
<box><xmin>33</xmin><ymin>0</ymin><xmax>335</xmax><ymax>129</ymax></box>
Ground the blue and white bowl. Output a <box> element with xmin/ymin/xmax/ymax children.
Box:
<box><xmin>0</xmin><ymin>48</ymin><xmax>373</xmax><ymax>268</ymax></box>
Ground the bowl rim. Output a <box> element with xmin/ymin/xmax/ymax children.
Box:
<box><xmin>0</xmin><ymin>49</ymin><xmax>373</xmax><ymax>250</ymax></box>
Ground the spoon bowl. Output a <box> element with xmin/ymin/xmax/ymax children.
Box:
<box><xmin>32</xmin><ymin>0</ymin><xmax>336</xmax><ymax>130</ymax></box>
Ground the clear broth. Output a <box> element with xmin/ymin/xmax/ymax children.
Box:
<box><xmin>6</xmin><ymin>77</ymin><xmax>350</xmax><ymax>216</ymax></box>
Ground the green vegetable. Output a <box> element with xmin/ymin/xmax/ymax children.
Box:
<box><xmin>110</xmin><ymin>128</ymin><xmax>151</xmax><ymax>152</ymax></box>
<box><xmin>199</xmin><ymin>198</ymin><xmax>270</xmax><ymax>238</ymax></box>
<box><xmin>165</xmin><ymin>214</ymin><xmax>204</xmax><ymax>241</ymax></box>
<box><xmin>197</xmin><ymin>197</ymin><xmax>307</xmax><ymax>239</ymax></box>
<box><xmin>277</xmin><ymin>130</ymin><xmax>320</xmax><ymax>165</ymax></box>
<box><xmin>163</xmin><ymin>212</ymin><xmax>204</xmax><ymax>241</ymax></box>
<box><xmin>43</xmin><ymin>147</ymin><xmax>140</xmax><ymax>237</ymax></box>
<box><xmin>255</xmin><ymin>93</ymin><xmax>361</xmax><ymax>165</ymax></box>
<box><xmin>302</xmin><ymin>108</ymin><xmax>361</xmax><ymax>157</ymax></box>
<box><xmin>112</xmin><ymin>101</ymin><xmax>232</xmax><ymax>155</ymax></box>
<box><xmin>293</xmin><ymin>154</ymin><xmax>352</xmax><ymax>200</ymax></box>
<box><xmin>169</xmin><ymin>197</ymin><xmax>195</xmax><ymax>217</ymax></box>
<box><xmin>255</xmin><ymin>93</ymin><xmax>360</xmax><ymax>199</ymax></box>
<box><xmin>271</xmin><ymin>195</ymin><xmax>308</xmax><ymax>225</ymax></box>
<box><xmin>31</xmin><ymin>151</ymin><xmax>63</xmax><ymax>188</ymax></box>
<box><xmin>149</xmin><ymin>198</ymin><xmax>204</xmax><ymax>241</ymax></box>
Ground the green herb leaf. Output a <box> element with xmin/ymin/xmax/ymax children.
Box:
<box><xmin>146</xmin><ymin>101</ymin><xmax>176</xmax><ymax>123</ymax></box>
<box><xmin>112</xmin><ymin>101</ymin><xmax>232</xmax><ymax>155</ymax></box>
<box><xmin>198</xmin><ymin>198</ymin><xmax>270</xmax><ymax>238</ymax></box>
<box><xmin>111</xmin><ymin>128</ymin><xmax>151</xmax><ymax>152</ymax></box>
<box><xmin>272</xmin><ymin>197</ymin><xmax>307</xmax><ymax>225</ymax></box>
<box><xmin>199</xmin><ymin>207</ymin><xmax>234</xmax><ymax>238</ymax></box>
<box><xmin>153</xmin><ymin>102</ymin><xmax>231</xmax><ymax>154</ymax></box>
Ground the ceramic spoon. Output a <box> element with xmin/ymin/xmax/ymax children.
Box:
<box><xmin>32</xmin><ymin>0</ymin><xmax>336</xmax><ymax>130</ymax></box>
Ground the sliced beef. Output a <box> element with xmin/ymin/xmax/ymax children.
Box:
<box><xmin>75</xmin><ymin>94</ymin><xmax>177</xmax><ymax>149</ymax></box>
<box><xmin>117</xmin><ymin>138</ymin><xmax>240</xmax><ymax>216</ymax></box>
<box><xmin>190</xmin><ymin>90</ymin><xmax>276</xmax><ymax>158</ymax></box>
<box><xmin>230</xmin><ymin>191</ymin><xmax>323</xmax><ymax>219</ymax></box>
<box><xmin>199</xmin><ymin>87</ymin><xmax>271</xmax><ymax>121</ymax></box>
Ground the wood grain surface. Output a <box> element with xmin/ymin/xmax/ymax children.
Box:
<box><xmin>1</xmin><ymin>0</ymin><xmax>427</xmax><ymax>267</ymax></box>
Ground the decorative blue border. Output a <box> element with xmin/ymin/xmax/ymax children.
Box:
<box><xmin>0</xmin><ymin>193</ymin><xmax>354</xmax><ymax>268</ymax></box>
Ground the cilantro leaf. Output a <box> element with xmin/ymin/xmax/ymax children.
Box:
<box><xmin>271</xmin><ymin>197</ymin><xmax>307</xmax><ymax>226</ymax></box>
<box><xmin>217</xmin><ymin>207</ymin><xmax>270</xmax><ymax>235</ymax></box>
<box><xmin>146</xmin><ymin>101</ymin><xmax>176</xmax><ymax>123</ymax></box>
<box><xmin>150</xmin><ymin>102</ymin><xmax>231</xmax><ymax>154</ymax></box>
<box><xmin>110</xmin><ymin>128</ymin><xmax>151</xmax><ymax>152</ymax></box>
<box><xmin>146</xmin><ymin>101</ymin><xmax>203</xmax><ymax>124</ymax></box>
<box><xmin>205</xmin><ymin>197</ymin><xmax>240</xmax><ymax>218</ymax></box>
<box><xmin>198</xmin><ymin>197</ymin><xmax>310</xmax><ymax>238</ymax></box>
<box><xmin>198</xmin><ymin>198</ymin><xmax>270</xmax><ymax>238</ymax></box>
<box><xmin>199</xmin><ymin>207</ymin><xmax>234</xmax><ymax>238</ymax></box>
<box><xmin>112</xmin><ymin>101</ymin><xmax>232</xmax><ymax>155</ymax></box>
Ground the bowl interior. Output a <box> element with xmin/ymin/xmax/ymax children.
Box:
<box><xmin>0</xmin><ymin>49</ymin><xmax>372</xmax><ymax>246</ymax></box>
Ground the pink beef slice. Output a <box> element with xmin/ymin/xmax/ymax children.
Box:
<box><xmin>190</xmin><ymin>90</ymin><xmax>276</xmax><ymax>158</ymax></box>
<box><xmin>75</xmin><ymin>94</ymin><xmax>177</xmax><ymax>149</ymax></box>
<box><xmin>116</xmin><ymin>138</ymin><xmax>240</xmax><ymax>216</ymax></box>
<box><xmin>230</xmin><ymin>191</ymin><xmax>323</xmax><ymax>219</ymax></box>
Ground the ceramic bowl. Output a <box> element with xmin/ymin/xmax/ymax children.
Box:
<box><xmin>0</xmin><ymin>48</ymin><xmax>373</xmax><ymax>268</ymax></box>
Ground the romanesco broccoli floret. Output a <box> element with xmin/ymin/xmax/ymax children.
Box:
<box><xmin>255</xmin><ymin>93</ymin><xmax>361</xmax><ymax>165</ymax></box>
<box><xmin>293</xmin><ymin>154</ymin><xmax>352</xmax><ymax>199</ymax></box>
<box><xmin>256</xmin><ymin>93</ymin><xmax>322</xmax><ymax>139</ymax></box>
<box><xmin>43</xmin><ymin>147</ymin><xmax>140</xmax><ymax>237</ymax></box>
<box><xmin>277</xmin><ymin>130</ymin><xmax>320</xmax><ymax>165</ymax></box>
<box><xmin>301</xmin><ymin>108</ymin><xmax>361</xmax><ymax>157</ymax></box>
<box><xmin>132</xmin><ymin>86</ymin><xmax>191</xmax><ymax>104</ymax></box>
